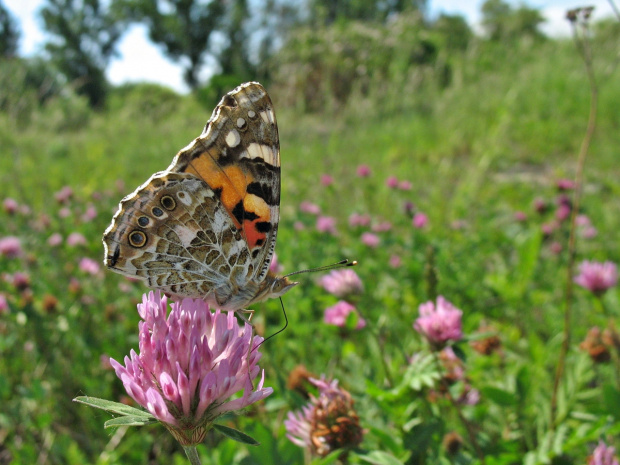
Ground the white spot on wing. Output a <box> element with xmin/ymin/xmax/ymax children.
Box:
<box><xmin>248</xmin><ymin>110</ymin><xmax>256</xmax><ymax>118</ymax></box>
<box><xmin>236</xmin><ymin>117</ymin><xmax>246</xmax><ymax>128</ymax></box>
<box><xmin>226</xmin><ymin>129</ymin><xmax>241</xmax><ymax>147</ymax></box>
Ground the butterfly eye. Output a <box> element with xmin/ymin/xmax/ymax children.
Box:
<box><xmin>128</xmin><ymin>230</ymin><xmax>147</xmax><ymax>248</ymax></box>
<box><xmin>161</xmin><ymin>195</ymin><xmax>176</xmax><ymax>210</ymax></box>
<box><xmin>138</xmin><ymin>216</ymin><xmax>150</xmax><ymax>227</ymax></box>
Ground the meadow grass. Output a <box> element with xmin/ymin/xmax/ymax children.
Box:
<box><xmin>0</xmin><ymin>34</ymin><xmax>619</xmax><ymax>464</ymax></box>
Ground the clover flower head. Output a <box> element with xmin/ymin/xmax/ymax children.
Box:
<box><xmin>414</xmin><ymin>296</ymin><xmax>463</xmax><ymax>348</ymax></box>
<box><xmin>285</xmin><ymin>377</ymin><xmax>363</xmax><ymax>457</ymax></box>
<box><xmin>574</xmin><ymin>260</ymin><xmax>617</xmax><ymax>296</ymax></box>
<box><xmin>319</xmin><ymin>269</ymin><xmax>363</xmax><ymax>298</ymax></box>
<box><xmin>110</xmin><ymin>291</ymin><xmax>273</xmax><ymax>445</ymax></box>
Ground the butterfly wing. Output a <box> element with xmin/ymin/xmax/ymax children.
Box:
<box><xmin>103</xmin><ymin>82</ymin><xmax>280</xmax><ymax>306</ymax></box>
<box><xmin>168</xmin><ymin>82</ymin><xmax>280</xmax><ymax>283</ymax></box>
<box><xmin>103</xmin><ymin>172</ymin><xmax>252</xmax><ymax>303</ymax></box>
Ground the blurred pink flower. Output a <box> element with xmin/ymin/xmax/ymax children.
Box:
<box><xmin>67</xmin><ymin>232</ymin><xmax>87</xmax><ymax>247</ymax></box>
<box><xmin>81</xmin><ymin>204</ymin><xmax>97</xmax><ymax>222</ymax></box>
<box><xmin>319</xmin><ymin>269</ymin><xmax>363</xmax><ymax>298</ymax></box>
<box><xmin>414</xmin><ymin>296</ymin><xmax>463</xmax><ymax>348</ymax></box>
<box><xmin>361</xmin><ymin>232</ymin><xmax>380</xmax><ymax>247</ymax></box>
<box><xmin>403</xmin><ymin>201</ymin><xmax>415</xmax><ymax>215</ymax></box>
<box><xmin>549</xmin><ymin>241</ymin><xmax>563</xmax><ymax>255</ymax></box>
<box><xmin>324</xmin><ymin>301</ymin><xmax>366</xmax><ymax>329</ymax></box>
<box><xmin>269</xmin><ymin>252</ymin><xmax>284</xmax><ymax>274</ymax></box>
<box><xmin>300</xmin><ymin>201</ymin><xmax>321</xmax><ymax>215</ymax></box>
<box><xmin>556</xmin><ymin>178</ymin><xmax>575</xmax><ymax>190</ymax></box>
<box><xmin>110</xmin><ymin>291</ymin><xmax>273</xmax><ymax>446</ymax></box>
<box><xmin>0</xmin><ymin>294</ymin><xmax>8</xmax><ymax>314</ymax></box>
<box><xmin>556</xmin><ymin>194</ymin><xmax>572</xmax><ymax>208</ymax></box>
<box><xmin>413</xmin><ymin>212</ymin><xmax>428</xmax><ymax>229</ymax></box>
<box><xmin>0</xmin><ymin>236</ymin><xmax>22</xmax><ymax>258</ymax></box>
<box><xmin>386</xmin><ymin>176</ymin><xmax>399</xmax><ymax>188</ymax></box>
<box><xmin>556</xmin><ymin>204</ymin><xmax>571</xmax><ymax>221</ymax></box>
<box><xmin>294</xmin><ymin>221</ymin><xmax>305</xmax><ymax>231</ymax></box>
<box><xmin>533</xmin><ymin>197</ymin><xmax>547</xmax><ymax>214</ymax></box>
<box><xmin>514</xmin><ymin>211</ymin><xmax>527</xmax><ymax>222</ymax></box>
<box><xmin>349</xmin><ymin>213</ymin><xmax>371</xmax><ymax>228</ymax></box>
<box><xmin>3</xmin><ymin>198</ymin><xmax>18</xmax><ymax>214</ymax></box>
<box><xmin>582</xmin><ymin>226</ymin><xmax>598</xmax><ymax>239</ymax></box>
<box><xmin>320</xmin><ymin>174</ymin><xmax>333</xmax><ymax>186</ymax></box>
<box><xmin>576</xmin><ymin>214</ymin><xmax>591</xmax><ymax>226</ymax></box>
<box><xmin>47</xmin><ymin>233</ymin><xmax>63</xmax><ymax>247</ymax></box>
<box><xmin>398</xmin><ymin>180</ymin><xmax>412</xmax><ymax>190</ymax></box>
<box><xmin>451</xmin><ymin>220</ymin><xmax>467</xmax><ymax>230</ymax></box>
<box><xmin>12</xmin><ymin>272</ymin><xmax>30</xmax><ymax>291</ymax></box>
<box><xmin>79</xmin><ymin>257</ymin><xmax>101</xmax><ymax>275</ymax></box>
<box><xmin>389</xmin><ymin>254</ymin><xmax>402</xmax><ymax>268</ymax></box>
<box><xmin>371</xmin><ymin>221</ymin><xmax>392</xmax><ymax>232</ymax></box>
<box><xmin>59</xmin><ymin>207</ymin><xmax>71</xmax><ymax>218</ymax></box>
<box><xmin>574</xmin><ymin>260</ymin><xmax>618</xmax><ymax>296</ymax></box>
<box><xmin>356</xmin><ymin>164</ymin><xmax>371</xmax><ymax>177</ymax></box>
<box><xmin>316</xmin><ymin>216</ymin><xmax>337</xmax><ymax>235</ymax></box>
<box><xmin>588</xmin><ymin>441</ymin><xmax>619</xmax><ymax>465</ymax></box>
<box><xmin>54</xmin><ymin>186</ymin><xmax>73</xmax><ymax>204</ymax></box>
<box><xmin>100</xmin><ymin>354</ymin><xmax>113</xmax><ymax>370</ymax></box>
<box><xmin>541</xmin><ymin>222</ymin><xmax>556</xmax><ymax>237</ymax></box>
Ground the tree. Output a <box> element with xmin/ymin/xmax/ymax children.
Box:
<box><xmin>0</xmin><ymin>1</ymin><xmax>20</xmax><ymax>57</ymax></box>
<box><xmin>40</xmin><ymin>0</ymin><xmax>125</xmax><ymax>108</ymax></box>
<box><xmin>124</xmin><ymin>0</ymin><xmax>226</xmax><ymax>90</ymax></box>
<box><xmin>307</xmin><ymin>0</ymin><xmax>427</xmax><ymax>25</ymax></box>
<box><xmin>481</xmin><ymin>0</ymin><xmax>545</xmax><ymax>42</ymax></box>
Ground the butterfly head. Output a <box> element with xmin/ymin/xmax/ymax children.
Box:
<box><xmin>268</xmin><ymin>275</ymin><xmax>299</xmax><ymax>299</ymax></box>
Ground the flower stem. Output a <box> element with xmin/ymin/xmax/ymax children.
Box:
<box><xmin>183</xmin><ymin>445</ymin><xmax>202</xmax><ymax>465</ymax></box>
<box><xmin>551</xmin><ymin>11</ymin><xmax>598</xmax><ymax>429</ymax></box>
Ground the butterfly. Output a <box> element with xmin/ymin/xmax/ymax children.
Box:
<box><xmin>103</xmin><ymin>82</ymin><xmax>299</xmax><ymax>312</ymax></box>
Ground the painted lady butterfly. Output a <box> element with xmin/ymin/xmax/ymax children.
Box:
<box><xmin>103</xmin><ymin>82</ymin><xmax>299</xmax><ymax>311</ymax></box>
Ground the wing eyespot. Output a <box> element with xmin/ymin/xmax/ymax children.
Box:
<box><xmin>128</xmin><ymin>230</ymin><xmax>147</xmax><ymax>248</ymax></box>
<box><xmin>152</xmin><ymin>206</ymin><xmax>164</xmax><ymax>217</ymax></box>
<box><xmin>161</xmin><ymin>195</ymin><xmax>176</xmax><ymax>210</ymax></box>
<box><xmin>138</xmin><ymin>216</ymin><xmax>150</xmax><ymax>227</ymax></box>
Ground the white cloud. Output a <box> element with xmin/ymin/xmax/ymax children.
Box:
<box><xmin>106</xmin><ymin>26</ymin><xmax>190</xmax><ymax>93</ymax></box>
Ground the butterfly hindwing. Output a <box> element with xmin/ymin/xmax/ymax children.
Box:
<box><xmin>103</xmin><ymin>172</ymin><xmax>255</xmax><ymax>300</ymax></box>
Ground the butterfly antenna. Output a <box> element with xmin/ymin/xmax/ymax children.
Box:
<box><xmin>284</xmin><ymin>259</ymin><xmax>357</xmax><ymax>278</ymax></box>
<box><xmin>259</xmin><ymin>297</ymin><xmax>289</xmax><ymax>347</ymax></box>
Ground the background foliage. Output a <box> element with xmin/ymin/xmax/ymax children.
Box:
<box><xmin>1</xmin><ymin>0</ymin><xmax>620</xmax><ymax>463</ymax></box>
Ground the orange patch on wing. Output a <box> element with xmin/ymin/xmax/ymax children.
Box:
<box><xmin>243</xmin><ymin>194</ymin><xmax>270</xmax><ymax>222</ymax></box>
<box><xmin>242</xmin><ymin>194</ymin><xmax>271</xmax><ymax>249</ymax></box>
<box><xmin>186</xmin><ymin>152</ymin><xmax>253</xmax><ymax>228</ymax></box>
<box><xmin>244</xmin><ymin>220</ymin><xmax>265</xmax><ymax>249</ymax></box>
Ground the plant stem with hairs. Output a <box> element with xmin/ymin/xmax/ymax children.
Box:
<box><xmin>551</xmin><ymin>8</ymin><xmax>598</xmax><ymax>428</ymax></box>
<box><xmin>431</xmin><ymin>351</ymin><xmax>486</xmax><ymax>464</ymax></box>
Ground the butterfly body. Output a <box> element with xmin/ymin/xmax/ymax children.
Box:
<box><xmin>103</xmin><ymin>82</ymin><xmax>298</xmax><ymax>310</ymax></box>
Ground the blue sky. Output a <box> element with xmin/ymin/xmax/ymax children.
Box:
<box><xmin>4</xmin><ymin>0</ymin><xmax>615</xmax><ymax>93</ymax></box>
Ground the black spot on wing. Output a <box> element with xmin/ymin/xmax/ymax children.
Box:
<box><xmin>247</xmin><ymin>181</ymin><xmax>278</xmax><ymax>206</ymax></box>
<box><xmin>256</xmin><ymin>221</ymin><xmax>271</xmax><ymax>233</ymax></box>
<box><xmin>232</xmin><ymin>200</ymin><xmax>260</xmax><ymax>224</ymax></box>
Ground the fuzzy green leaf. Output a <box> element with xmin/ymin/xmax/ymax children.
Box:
<box><xmin>104</xmin><ymin>415</ymin><xmax>157</xmax><ymax>428</ymax></box>
<box><xmin>74</xmin><ymin>396</ymin><xmax>153</xmax><ymax>418</ymax></box>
